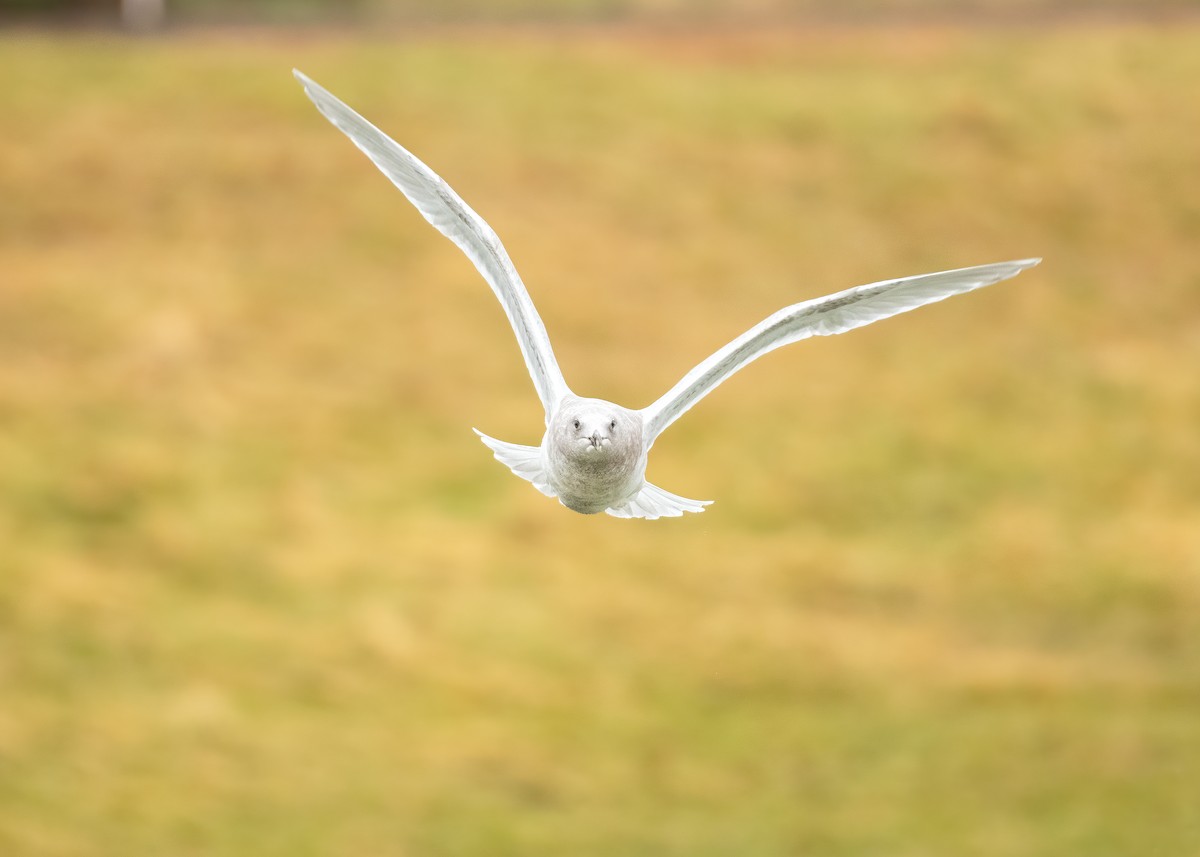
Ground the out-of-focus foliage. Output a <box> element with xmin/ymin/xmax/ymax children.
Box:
<box><xmin>3</xmin><ymin>0</ymin><xmax>1200</xmax><ymax>23</ymax></box>
<box><xmin>1</xmin><ymin>24</ymin><xmax>1199</xmax><ymax>857</ymax></box>
<box><xmin>0</xmin><ymin>0</ymin><xmax>110</xmax><ymax>15</ymax></box>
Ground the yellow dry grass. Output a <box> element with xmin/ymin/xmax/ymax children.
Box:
<box><xmin>0</xmin><ymin>23</ymin><xmax>1198</xmax><ymax>856</ymax></box>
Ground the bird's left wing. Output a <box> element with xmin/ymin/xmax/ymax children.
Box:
<box><xmin>294</xmin><ymin>70</ymin><xmax>570</xmax><ymax>420</ymax></box>
<box><xmin>640</xmin><ymin>259</ymin><xmax>1039</xmax><ymax>445</ymax></box>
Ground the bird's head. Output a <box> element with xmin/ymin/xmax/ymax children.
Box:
<box><xmin>550</xmin><ymin>397</ymin><xmax>640</xmax><ymax>462</ymax></box>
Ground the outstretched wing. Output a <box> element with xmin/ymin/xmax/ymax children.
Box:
<box><xmin>640</xmin><ymin>259</ymin><xmax>1040</xmax><ymax>444</ymax></box>
<box><xmin>294</xmin><ymin>70</ymin><xmax>570</xmax><ymax>419</ymax></box>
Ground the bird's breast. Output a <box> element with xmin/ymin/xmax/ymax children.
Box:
<box><xmin>546</xmin><ymin>437</ymin><xmax>644</xmax><ymax>514</ymax></box>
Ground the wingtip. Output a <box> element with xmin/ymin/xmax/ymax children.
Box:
<box><xmin>292</xmin><ymin>68</ymin><xmax>321</xmax><ymax>94</ymax></box>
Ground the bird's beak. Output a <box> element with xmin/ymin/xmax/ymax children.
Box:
<box><xmin>589</xmin><ymin>432</ymin><xmax>602</xmax><ymax>448</ymax></box>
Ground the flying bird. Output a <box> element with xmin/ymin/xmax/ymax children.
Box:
<box><xmin>294</xmin><ymin>70</ymin><xmax>1039</xmax><ymax>520</ymax></box>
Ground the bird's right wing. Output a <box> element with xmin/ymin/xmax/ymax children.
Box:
<box><xmin>640</xmin><ymin>259</ymin><xmax>1039</xmax><ymax>445</ymax></box>
<box><xmin>294</xmin><ymin>70</ymin><xmax>570</xmax><ymax>420</ymax></box>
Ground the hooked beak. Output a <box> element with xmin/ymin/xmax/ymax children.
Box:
<box><xmin>589</xmin><ymin>431</ymin><xmax>602</xmax><ymax>448</ymax></box>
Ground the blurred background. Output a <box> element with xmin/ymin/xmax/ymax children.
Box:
<box><xmin>2</xmin><ymin>1</ymin><xmax>1199</xmax><ymax>855</ymax></box>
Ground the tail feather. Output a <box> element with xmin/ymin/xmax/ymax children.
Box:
<box><xmin>606</xmin><ymin>482</ymin><xmax>712</xmax><ymax>520</ymax></box>
<box><xmin>473</xmin><ymin>430</ymin><xmax>556</xmax><ymax>497</ymax></box>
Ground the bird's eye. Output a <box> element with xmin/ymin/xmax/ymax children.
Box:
<box><xmin>610</xmin><ymin>420</ymin><xmax>617</xmax><ymax>430</ymax></box>
<box><xmin>573</xmin><ymin>419</ymin><xmax>580</xmax><ymax>430</ymax></box>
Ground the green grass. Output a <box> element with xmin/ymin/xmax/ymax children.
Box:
<box><xmin>1</xmin><ymin>24</ymin><xmax>1199</xmax><ymax>856</ymax></box>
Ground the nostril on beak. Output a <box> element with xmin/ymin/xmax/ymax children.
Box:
<box><xmin>590</xmin><ymin>431</ymin><xmax>601</xmax><ymax>447</ymax></box>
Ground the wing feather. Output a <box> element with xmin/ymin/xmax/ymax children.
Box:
<box><xmin>294</xmin><ymin>70</ymin><xmax>570</xmax><ymax>419</ymax></box>
<box><xmin>641</xmin><ymin>259</ymin><xmax>1040</xmax><ymax>443</ymax></box>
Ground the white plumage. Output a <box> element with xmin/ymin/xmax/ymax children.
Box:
<box><xmin>295</xmin><ymin>70</ymin><xmax>1039</xmax><ymax>519</ymax></box>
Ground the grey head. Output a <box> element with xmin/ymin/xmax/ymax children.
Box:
<box><xmin>547</xmin><ymin>396</ymin><xmax>645</xmax><ymax>513</ymax></box>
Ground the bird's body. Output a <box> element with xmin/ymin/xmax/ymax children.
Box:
<box><xmin>543</xmin><ymin>397</ymin><xmax>645</xmax><ymax>514</ymax></box>
<box><xmin>295</xmin><ymin>70</ymin><xmax>1039</xmax><ymax>519</ymax></box>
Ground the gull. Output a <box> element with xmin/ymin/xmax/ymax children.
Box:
<box><xmin>294</xmin><ymin>70</ymin><xmax>1039</xmax><ymax>520</ymax></box>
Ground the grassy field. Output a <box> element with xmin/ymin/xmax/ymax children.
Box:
<box><xmin>1</xmin><ymin>23</ymin><xmax>1199</xmax><ymax>857</ymax></box>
